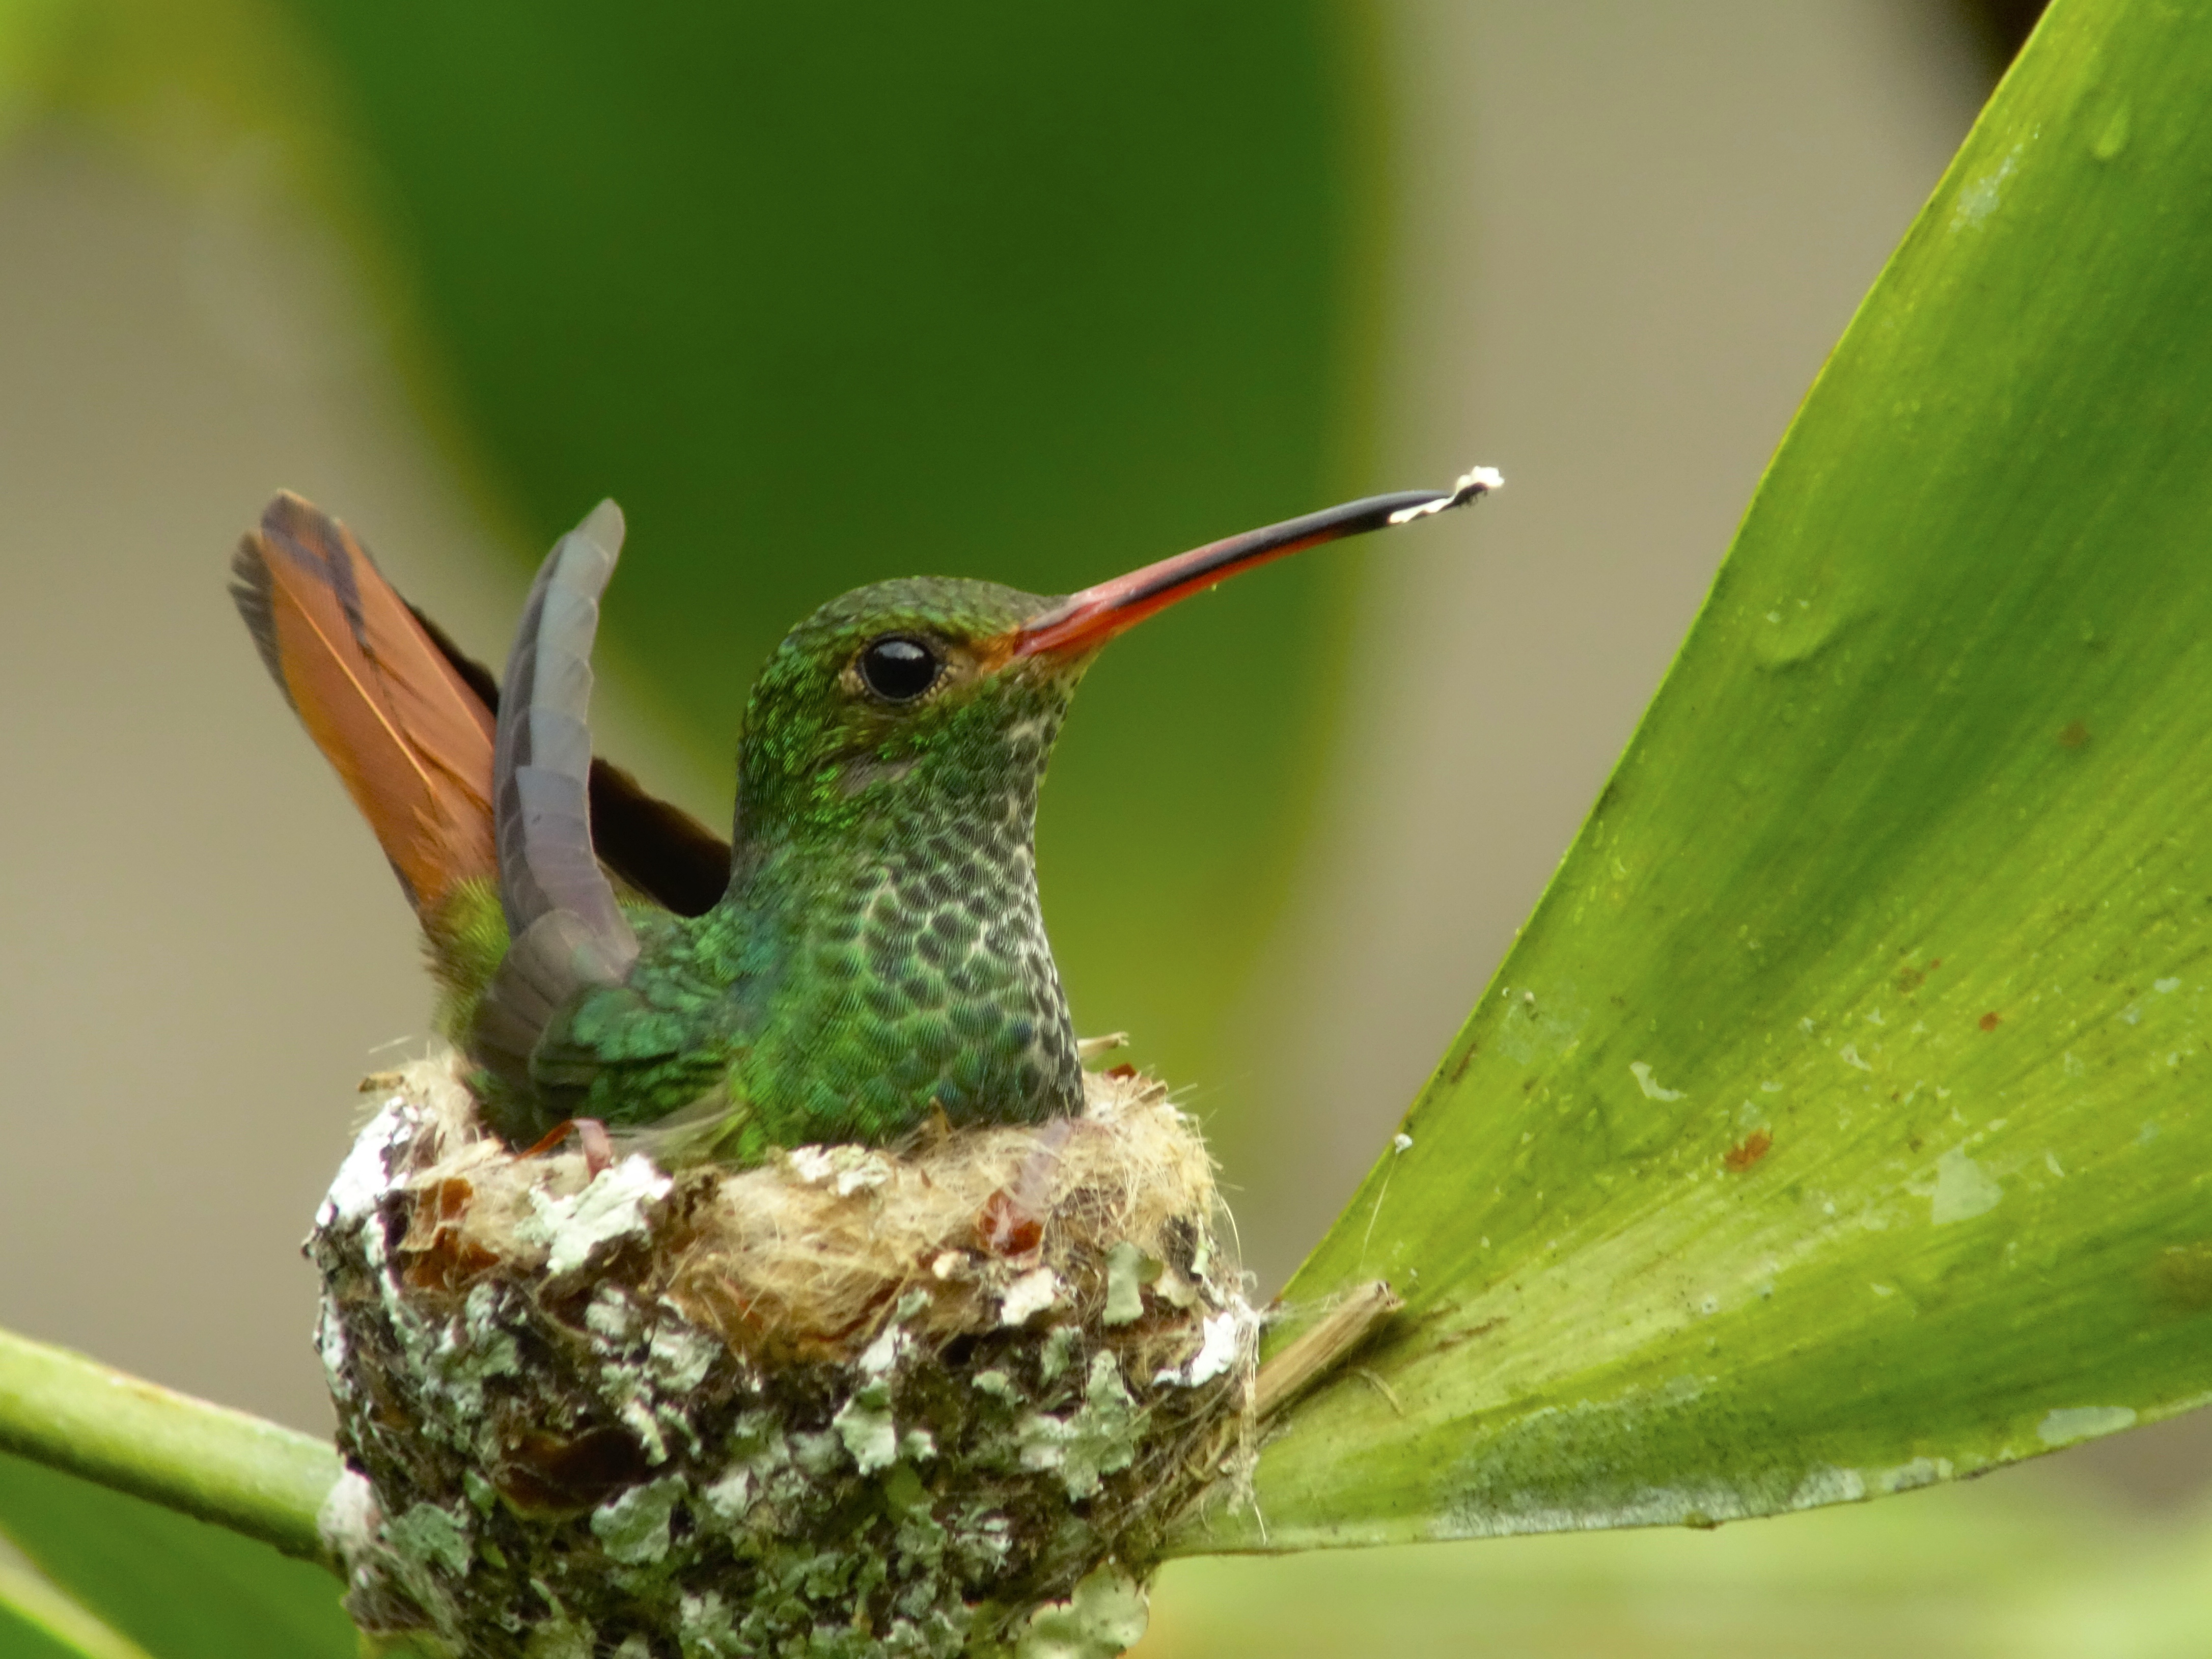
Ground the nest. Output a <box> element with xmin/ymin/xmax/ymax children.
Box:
<box><xmin>310</xmin><ymin>1054</ymin><xmax>1259</xmax><ymax>1659</ymax></box>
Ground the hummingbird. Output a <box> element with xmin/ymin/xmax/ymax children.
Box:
<box><xmin>233</xmin><ymin>471</ymin><xmax>1498</xmax><ymax>1165</ymax></box>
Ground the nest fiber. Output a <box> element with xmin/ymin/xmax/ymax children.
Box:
<box><xmin>311</xmin><ymin>1055</ymin><xmax>1258</xmax><ymax>1658</ymax></box>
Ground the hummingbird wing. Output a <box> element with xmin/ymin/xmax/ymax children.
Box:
<box><xmin>491</xmin><ymin>501</ymin><xmax>636</xmax><ymax>944</ymax></box>
<box><xmin>230</xmin><ymin>492</ymin><xmax>499</xmax><ymax>917</ymax></box>
<box><xmin>474</xmin><ymin>503</ymin><xmax>644</xmax><ymax>1089</ymax></box>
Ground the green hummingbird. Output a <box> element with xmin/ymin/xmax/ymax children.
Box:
<box><xmin>234</xmin><ymin>471</ymin><xmax>1498</xmax><ymax>1165</ymax></box>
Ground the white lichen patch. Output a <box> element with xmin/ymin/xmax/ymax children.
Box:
<box><xmin>591</xmin><ymin>1476</ymin><xmax>686</xmax><ymax>1565</ymax></box>
<box><xmin>832</xmin><ymin>1381</ymin><xmax>900</xmax><ymax>1474</ymax></box>
<box><xmin>310</xmin><ymin>1053</ymin><xmax>1256</xmax><ymax>1659</ymax></box>
<box><xmin>316</xmin><ymin>1469</ymin><xmax>377</xmax><ymax>1564</ymax></box>
<box><xmin>1102</xmin><ymin>1243</ymin><xmax>1158</xmax><ymax>1326</ymax></box>
<box><xmin>319</xmin><ymin>1099</ymin><xmax>410</xmax><ymax>1229</ymax></box>
<box><xmin>1016</xmin><ymin>1352</ymin><xmax>1142</xmax><ymax>1500</ymax></box>
<box><xmin>1001</xmin><ymin>1268</ymin><xmax>1064</xmax><ymax>1328</ymax></box>
<box><xmin>1013</xmin><ymin>1564</ymin><xmax>1151</xmax><ymax>1659</ymax></box>
<box><xmin>1159</xmin><ymin>1309</ymin><xmax>1253</xmax><ymax>1389</ymax></box>
<box><xmin>521</xmin><ymin>1155</ymin><xmax>672</xmax><ymax>1276</ymax></box>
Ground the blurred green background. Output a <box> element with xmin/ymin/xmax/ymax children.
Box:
<box><xmin>0</xmin><ymin>0</ymin><xmax>2205</xmax><ymax>1652</ymax></box>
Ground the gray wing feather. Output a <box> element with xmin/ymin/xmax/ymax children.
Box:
<box><xmin>476</xmin><ymin>501</ymin><xmax>640</xmax><ymax>1098</ymax></box>
<box><xmin>491</xmin><ymin>499</ymin><xmax>635</xmax><ymax>952</ymax></box>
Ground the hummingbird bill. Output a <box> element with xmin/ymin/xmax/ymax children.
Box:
<box><xmin>232</xmin><ymin>471</ymin><xmax>1499</xmax><ymax>1166</ymax></box>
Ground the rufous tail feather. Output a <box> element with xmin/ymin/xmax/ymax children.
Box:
<box><xmin>233</xmin><ymin>488</ymin><xmax>731</xmax><ymax>931</ymax></box>
<box><xmin>230</xmin><ymin>491</ymin><xmax>499</xmax><ymax>917</ymax></box>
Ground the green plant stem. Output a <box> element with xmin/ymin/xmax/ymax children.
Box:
<box><xmin>0</xmin><ymin>1326</ymin><xmax>340</xmax><ymax>1570</ymax></box>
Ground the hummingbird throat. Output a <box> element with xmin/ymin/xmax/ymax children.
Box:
<box><xmin>708</xmin><ymin>667</ymin><xmax>1085</xmax><ymax>1148</ymax></box>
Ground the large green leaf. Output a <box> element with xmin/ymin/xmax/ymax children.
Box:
<box><xmin>0</xmin><ymin>1455</ymin><xmax>352</xmax><ymax>1659</ymax></box>
<box><xmin>1177</xmin><ymin>0</ymin><xmax>2212</xmax><ymax>1553</ymax></box>
<box><xmin>275</xmin><ymin>0</ymin><xmax>1385</xmax><ymax>1121</ymax></box>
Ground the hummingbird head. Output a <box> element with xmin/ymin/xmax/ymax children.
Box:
<box><xmin>725</xmin><ymin>464</ymin><xmax>1504</xmax><ymax>871</ymax></box>
<box><xmin>730</xmin><ymin>466</ymin><xmax>1505</xmax><ymax>863</ymax></box>
<box><xmin>732</xmin><ymin>576</ymin><xmax>1083</xmax><ymax>856</ymax></box>
<box><xmin>711</xmin><ymin>468</ymin><xmax>1496</xmax><ymax>1139</ymax></box>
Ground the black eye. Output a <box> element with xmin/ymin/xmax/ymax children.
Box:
<box><xmin>859</xmin><ymin>635</ymin><xmax>941</xmax><ymax>702</ymax></box>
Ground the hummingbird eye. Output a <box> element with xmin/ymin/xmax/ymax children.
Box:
<box><xmin>858</xmin><ymin>635</ymin><xmax>941</xmax><ymax>702</ymax></box>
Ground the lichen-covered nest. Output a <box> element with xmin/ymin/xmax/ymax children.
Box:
<box><xmin>310</xmin><ymin>1055</ymin><xmax>1259</xmax><ymax>1659</ymax></box>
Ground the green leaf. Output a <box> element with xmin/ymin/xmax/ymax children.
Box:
<box><xmin>1177</xmin><ymin>0</ymin><xmax>2212</xmax><ymax>1553</ymax></box>
<box><xmin>0</xmin><ymin>1454</ymin><xmax>353</xmax><ymax>1659</ymax></box>
<box><xmin>0</xmin><ymin>1560</ymin><xmax>157</xmax><ymax>1659</ymax></box>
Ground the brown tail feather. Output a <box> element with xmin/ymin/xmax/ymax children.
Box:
<box><xmin>231</xmin><ymin>491</ymin><xmax>497</xmax><ymax>916</ymax></box>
